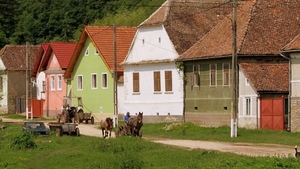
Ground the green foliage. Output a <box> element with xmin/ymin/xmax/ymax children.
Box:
<box><xmin>2</xmin><ymin>121</ymin><xmax>300</xmax><ymax>168</ymax></box>
<box><xmin>10</xmin><ymin>131</ymin><xmax>36</xmax><ymax>150</ymax></box>
<box><xmin>0</xmin><ymin>0</ymin><xmax>165</xmax><ymax>48</ymax></box>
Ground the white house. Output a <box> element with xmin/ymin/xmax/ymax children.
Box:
<box><xmin>121</xmin><ymin>0</ymin><xmax>232</xmax><ymax>123</ymax></box>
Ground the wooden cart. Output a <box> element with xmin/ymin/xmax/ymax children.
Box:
<box><xmin>48</xmin><ymin>122</ymin><xmax>80</xmax><ymax>137</ymax></box>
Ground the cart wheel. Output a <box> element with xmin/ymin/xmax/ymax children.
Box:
<box><xmin>76</xmin><ymin>128</ymin><xmax>80</xmax><ymax>136</ymax></box>
<box><xmin>91</xmin><ymin>117</ymin><xmax>94</xmax><ymax>124</ymax></box>
<box><xmin>56</xmin><ymin>128</ymin><xmax>62</xmax><ymax>137</ymax></box>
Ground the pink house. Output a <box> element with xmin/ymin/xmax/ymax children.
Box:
<box><xmin>31</xmin><ymin>42</ymin><xmax>77</xmax><ymax>118</ymax></box>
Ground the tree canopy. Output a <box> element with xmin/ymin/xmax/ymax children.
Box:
<box><xmin>0</xmin><ymin>0</ymin><xmax>165</xmax><ymax>48</ymax></box>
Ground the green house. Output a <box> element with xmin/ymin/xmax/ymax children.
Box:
<box><xmin>64</xmin><ymin>26</ymin><xmax>136</xmax><ymax>122</ymax></box>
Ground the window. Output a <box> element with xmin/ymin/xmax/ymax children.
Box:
<box><xmin>102</xmin><ymin>73</ymin><xmax>107</xmax><ymax>88</ymax></box>
<box><xmin>77</xmin><ymin>75</ymin><xmax>83</xmax><ymax>90</ymax></box>
<box><xmin>246</xmin><ymin>97</ymin><xmax>251</xmax><ymax>115</ymax></box>
<box><xmin>210</xmin><ymin>64</ymin><xmax>217</xmax><ymax>86</ymax></box>
<box><xmin>191</xmin><ymin>65</ymin><xmax>200</xmax><ymax>86</ymax></box>
<box><xmin>223</xmin><ymin>63</ymin><xmax>229</xmax><ymax>86</ymax></box>
<box><xmin>246</xmin><ymin>78</ymin><xmax>250</xmax><ymax>86</ymax></box>
<box><xmin>165</xmin><ymin>71</ymin><xmax>173</xmax><ymax>92</ymax></box>
<box><xmin>95</xmin><ymin>48</ymin><xmax>99</xmax><ymax>55</ymax></box>
<box><xmin>57</xmin><ymin>75</ymin><xmax>62</xmax><ymax>90</ymax></box>
<box><xmin>50</xmin><ymin>75</ymin><xmax>55</xmax><ymax>91</ymax></box>
<box><xmin>85</xmin><ymin>47</ymin><xmax>89</xmax><ymax>56</ymax></box>
<box><xmin>153</xmin><ymin>71</ymin><xmax>161</xmax><ymax>92</ymax></box>
<box><xmin>0</xmin><ymin>76</ymin><xmax>3</xmax><ymax>92</ymax></box>
<box><xmin>42</xmin><ymin>81</ymin><xmax>45</xmax><ymax>92</ymax></box>
<box><xmin>133</xmin><ymin>72</ymin><xmax>139</xmax><ymax>92</ymax></box>
<box><xmin>92</xmin><ymin>74</ymin><xmax>97</xmax><ymax>89</ymax></box>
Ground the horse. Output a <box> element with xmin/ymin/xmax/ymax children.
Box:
<box><xmin>128</xmin><ymin>112</ymin><xmax>143</xmax><ymax>137</ymax></box>
<box><xmin>100</xmin><ymin>117</ymin><xmax>113</xmax><ymax>138</ymax></box>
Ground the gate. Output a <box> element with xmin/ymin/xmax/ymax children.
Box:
<box><xmin>260</xmin><ymin>97</ymin><xmax>284</xmax><ymax>130</ymax></box>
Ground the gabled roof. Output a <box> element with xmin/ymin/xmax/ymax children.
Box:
<box><xmin>178</xmin><ymin>0</ymin><xmax>300</xmax><ymax>60</ymax></box>
<box><xmin>139</xmin><ymin>0</ymin><xmax>233</xmax><ymax>55</ymax></box>
<box><xmin>240</xmin><ymin>62</ymin><xmax>289</xmax><ymax>93</ymax></box>
<box><xmin>0</xmin><ymin>45</ymin><xmax>40</xmax><ymax>71</ymax></box>
<box><xmin>64</xmin><ymin>26</ymin><xmax>137</xmax><ymax>79</ymax></box>
<box><xmin>31</xmin><ymin>42</ymin><xmax>76</xmax><ymax>77</ymax></box>
<box><xmin>281</xmin><ymin>34</ymin><xmax>300</xmax><ymax>52</ymax></box>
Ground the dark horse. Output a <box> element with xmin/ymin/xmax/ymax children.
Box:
<box><xmin>100</xmin><ymin>117</ymin><xmax>113</xmax><ymax>138</ymax></box>
<box><xmin>128</xmin><ymin>112</ymin><xmax>143</xmax><ymax>137</ymax></box>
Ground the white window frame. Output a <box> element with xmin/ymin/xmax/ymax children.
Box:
<box><xmin>246</xmin><ymin>78</ymin><xmax>250</xmax><ymax>86</ymax></box>
<box><xmin>85</xmin><ymin>47</ymin><xmax>89</xmax><ymax>56</ymax></box>
<box><xmin>57</xmin><ymin>74</ymin><xmax>62</xmax><ymax>90</ymax></box>
<box><xmin>95</xmin><ymin>47</ymin><xmax>99</xmax><ymax>55</ymax></box>
<box><xmin>192</xmin><ymin>65</ymin><xmax>200</xmax><ymax>86</ymax></box>
<box><xmin>164</xmin><ymin>70</ymin><xmax>173</xmax><ymax>93</ymax></box>
<box><xmin>102</xmin><ymin>73</ymin><xmax>108</xmax><ymax>89</ymax></box>
<box><xmin>153</xmin><ymin>71</ymin><xmax>161</xmax><ymax>93</ymax></box>
<box><xmin>50</xmin><ymin>75</ymin><xmax>55</xmax><ymax>91</ymax></box>
<box><xmin>223</xmin><ymin>63</ymin><xmax>230</xmax><ymax>86</ymax></box>
<box><xmin>77</xmin><ymin>75</ymin><xmax>83</xmax><ymax>90</ymax></box>
<box><xmin>245</xmin><ymin>97</ymin><xmax>251</xmax><ymax>115</ymax></box>
<box><xmin>91</xmin><ymin>73</ymin><xmax>97</xmax><ymax>89</ymax></box>
<box><xmin>210</xmin><ymin>64</ymin><xmax>217</xmax><ymax>86</ymax></box>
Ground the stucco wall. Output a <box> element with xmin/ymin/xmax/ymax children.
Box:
<box><xmin>238</xmin><ymin>67</ymin><xmax>259</xmax><ymax>129</ymax></box>
<box><xmin>123</xmin><ymin>63</ymin><xmax>184</xmax><ymax>116</ymax></box>
<box><xmin>185</xmin><ymin>112</ymin><xmax>231</xmax><ymax>127</ymax></box>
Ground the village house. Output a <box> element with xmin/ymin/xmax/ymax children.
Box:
<box><xmin>281</xmin><ymin>34</ymin><xmax>300</xmax><ymax>132</ymax></box>
<box><xmin>176</xmin><ymin>0</ymin><xmax>299</xmax><ymax>130</ymax></box>
<box><xmin>64</xmin><ymin>26</ymin><xmax>136</xmax><ymax>123</ymax></box>
<box><xmin>31</xmin><ymin>42</ymin><xmax>77</xmax><ymax>118</ymax></box>
<box><xmin>0</xmin><ymin>45</ymin><xmax>40</xmax><ymax>114</ymax></box>
<box><xmin>121</xmin><ymin>0</ymin><xmax>232</xmax><ymax>123</ymax></box>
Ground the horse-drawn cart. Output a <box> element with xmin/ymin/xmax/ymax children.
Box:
<box><xmin>48</xmin><ymin>122</ymin><xmax>80</xmax><ymax>137</ymax></box>
<box><xmin>115</xmin><ymin>112</ymin><xmax>143</xmax><ymax>138</ymax></box>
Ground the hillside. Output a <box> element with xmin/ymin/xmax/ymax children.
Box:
<box><xmin>0</xmin><ymin>0</ymin><xmax>165</xmax><ymax>48</ymax></box>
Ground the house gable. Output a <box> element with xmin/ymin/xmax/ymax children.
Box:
<box><xmin>0</xmin><ymin>60</ymin><xmax>6</xmax><ymax>70</ymax></box>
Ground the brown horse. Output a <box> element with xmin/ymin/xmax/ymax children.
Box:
<box><xmin>100</xmin><ymin>117</ymin><xmax>113</xmax><ymax>138</ymax></box>
<box><xmin>128</xmin><ymin>112</ymin><xmax>143</xmax><ymax>137</ymax></box>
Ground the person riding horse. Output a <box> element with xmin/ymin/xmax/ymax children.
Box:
<box><xmin>124</xmin><ymin>112</ymin><xmax>131</xmax><ymax>126</ymax></box>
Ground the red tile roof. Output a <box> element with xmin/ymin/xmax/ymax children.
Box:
<box><xmin>64</xmin><ymin>26</ymin><xmax>137</xmax><ymax>78</ymax></box>
<box><xmin>282</xmin><ymin>34</ymin><xmax>300</xmax><ymax>51</ymax></box>
<box><xmin>50</xmin><ymin>42</ymin><xmax>77</xmax><ymax>68</ymax></box>
<box><xmin>31</xmin><ymin>42</ymin><xmax>76</xmax><ymax>77</ymax></box>
<box><xmin>178</xmin><ymin>0</ymin><xmax>300</xmax><ymax>60</ymax></box>
<box><xmin>0</xmin><ymin>45</ymin><xmax>40</xmax><ymax>71</ymax></box>
<box><xmin>140</xmin><ymin>0</ymin><xmax>233</xmax><ymax>55</ymax></box>
<box><xmin>240</xmin><ymin>62</ymin><xmax>289</xmax><ymax>92</ymax></box>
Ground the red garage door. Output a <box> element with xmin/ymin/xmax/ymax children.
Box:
<box><xmin>260</xmin><ymin>97</ymin><xmax>284</xmax><ymax>130</ymax></box>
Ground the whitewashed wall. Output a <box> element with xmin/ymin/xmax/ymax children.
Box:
<box><xmin>238</xmin><ymin>68</ymin><xmax>260</xmax><ymax>129</ymax></box>
<box><xmin>0</xmin><ymin>60</ymin><xmax>8</xmax><ymax>112</ymax></box>
<box><xmin>122</xmin><ymin>25</ymin><xmax>184</xmax><ymax>117</ymax></box>
<box><xmin>123</xmin><ymin>63</ymin><xmax>183</xmax><ymax>116</ymax></box>
<box><xmin>36</xmin><ymin>72</ymin><xmax>45</xmax><ymax>100</ymax></box>
<box><xmin>290</xmin><ymin>53</ymin><xmax>300</xmax><ymax>97</ymax></box>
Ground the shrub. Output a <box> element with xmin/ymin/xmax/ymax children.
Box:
<box><xmin>10</xmin><ymin>131</ymin><xmax>36</xmax><ymax>150</ymax></box>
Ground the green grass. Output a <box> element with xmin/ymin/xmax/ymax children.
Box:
<box><xmin>1</xmin><ymin>117</ymin><xmax>300</xmax><ymax>168</ymax></box>
<box><xmin>142</xmin><ymin>122</ymin><xmax>300</xmax><ymax>146</ymax></box>
<box><xmin>0</xmin><ymin>113</ymin><xmax>56</xmax><ymax>121</ymax></box>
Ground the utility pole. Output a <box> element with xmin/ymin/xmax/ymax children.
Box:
<box><xmin>26</xmin><ymin>42</ymin><xmax>32</xmax><ymax>120</ymax></box>
<box><xmin>231</xmin><ymin>0</ymin><xmax>238</xmax><ymax>137</ymax></box>
<box><xmin>113</xmin><ymin>23</ymin><xmax>118</xmax><ymax>128</ymax></box>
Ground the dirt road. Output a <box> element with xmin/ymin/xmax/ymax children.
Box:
<box><xmin>0</xmin><ymin>117</ymin><xmax>295</xmax><ymax>158</ymax></box>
